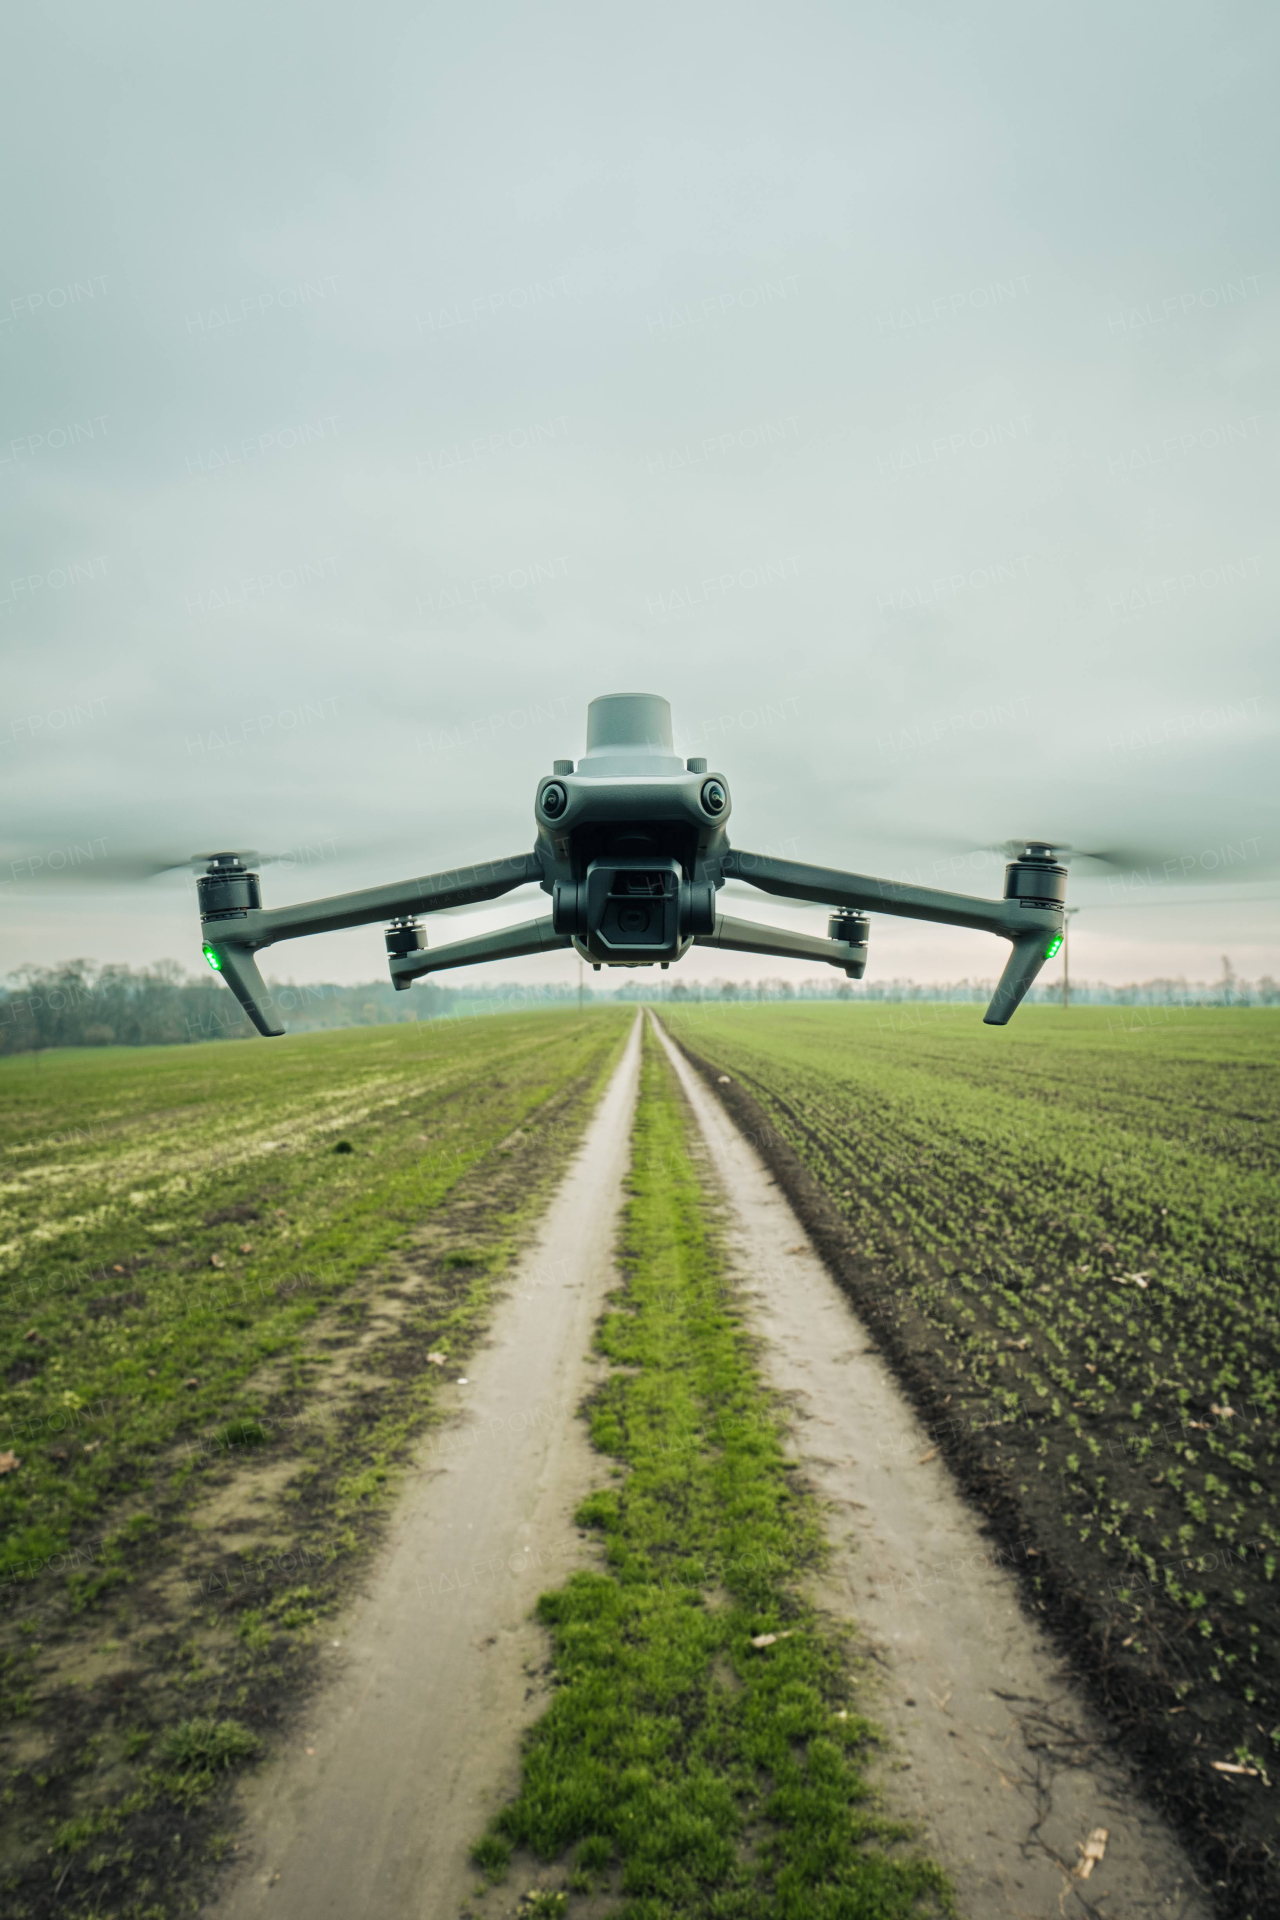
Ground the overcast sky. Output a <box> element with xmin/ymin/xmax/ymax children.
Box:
<box><xmin>3</xmin><ymin>1</ymin><xmax>1276</xmax><ymax>993</ymax></box>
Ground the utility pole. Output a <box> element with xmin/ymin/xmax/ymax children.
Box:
<box><xmin>1062</xmin><ymin>907</ymin><xmax>1080</xmax><ymax>1008</ymax></box>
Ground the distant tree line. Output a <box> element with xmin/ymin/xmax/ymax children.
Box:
<box><xmin>1</xmin><ymin>956</ymin><xmax>1276</xmax><ymax>1054</ymax></box>
<box><xmin>0</xmin><ymin>960</ymin><xmax>582</xmax><ymax>1055</ymax></box>
<box><xmin>616</xmin><ymin>966</ymin><xmax>1280</xmax><ymax>1008</ymax></box>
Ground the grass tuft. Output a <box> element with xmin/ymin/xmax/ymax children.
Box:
<box><xmin>158</xmin><ymin>1716</ymin><xmax>259</xmax><ymax>1774</ymax></box>
<box><xmin>471</xmin><ymin>1831</ymin><xmax>513</xmax><ymax>1877</ymax></box>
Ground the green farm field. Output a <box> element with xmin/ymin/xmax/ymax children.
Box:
<box><xmin>0</xmin><ymin>1009</ymin><xmax>629</xmax><ymax>1917</ymax></box>
<box><xmin>663</xmin><ymin>1000</ymin><xmax>1280</xmax><ymax>1903</ymax></box>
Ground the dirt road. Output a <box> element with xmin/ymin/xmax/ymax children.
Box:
<box><xmin>654</xmin><ymin>1014</ymin><xmax>1210</xmax><ymax>1920</ymax></box>
<box><xmin>207</xmin><ymin>1013</ymin><xmax>642</xmax><ymax>1920</ymax></box>
<box><xmin>208</xmin><ymin>1003</ymin><xmax>1211</xmax><ymax>1920</ymax></box>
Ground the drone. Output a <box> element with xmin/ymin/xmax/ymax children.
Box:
<box><xmin>192</xmin><ymin>692</ymin><xmax>1069</xmax><ymax>1036</ymax></box>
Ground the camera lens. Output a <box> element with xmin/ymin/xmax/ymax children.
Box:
<box><xmin>701</xmin><ymin>779</ymin><xmax>727</xmax><ymax>815</ymax></box>
<box><xmin>541</xmin><ymin>782</ymin><xmax>567</xmax><ymax>818</ymax></box>
<box><xmin>618</xmin><ymin>905</ymin><xmax>649</xmax><ymax>934</ymax></box>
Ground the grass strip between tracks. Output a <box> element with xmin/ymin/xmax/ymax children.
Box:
<box><xmin>469</xmin><ymin>1018</ymin><xmax>951</xmax><ymax>1920</ymax></box>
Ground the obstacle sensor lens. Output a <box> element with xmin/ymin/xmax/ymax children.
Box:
<box><xmin>701</xmin><ymin>779</ymin><xmax>727</xmax><ymax>815</ymax></box>
<box><xmin>542</xmin><ymin>781</ymin><xmax>567</xmax><ymax>818</ymax></box>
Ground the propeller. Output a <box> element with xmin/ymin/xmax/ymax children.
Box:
<box><xmin>976</xmin><ymin>840</ymin><xmax>1174</xmax><ymax>875</ymax></box>
<box><xmin>4</xmin><ymin>845</ymin><xmax>323</xmax><ymax>886</ymax></box>
<box><xmin>3</xmin><ymin>848</ymin><xmax>289</xmax><ymax>883</ymax></box>
<box><xmin>167</xmin><ymin>850</ymin><xmax>282</xmax><ymax>874</ymax></box>
<box><xmin>887</xmin><ymin>828</ymin><xmax>1278</xmax><ymax>888</ymax></box>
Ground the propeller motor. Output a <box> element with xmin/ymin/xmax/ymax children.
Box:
<box><xmin>1003</xmin><ymin>841</ymin><xmax>1070</xmax><ymax>910</ymax></box>
<box><xmin>195</xmin><ymin>852</ymin><xmax>263</xmax><ymax>920</ymax></box>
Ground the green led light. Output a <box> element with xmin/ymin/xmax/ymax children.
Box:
<box><xmin>1044</xmin><ymin>933</ymin><xmax>1063</xmax><ymax>959</ymax></box>
<box><xmin>202</xmin><ymin>945</ymin><xmax>222</xmax><ymax>971</ymax></box>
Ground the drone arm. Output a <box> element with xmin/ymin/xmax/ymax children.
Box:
<box><xmin>388</xmin><ymin>915</ymin><xmax>569</xmax><ymax>986</ymax></box>
<box><xmin>694</xmin><ymin>913</ymin><xmax>864</xmax><ymax>972</ymax></box>
<box><xmin>197</xmin><ymin>853</ymin><xmax>546</xmax><ymax>1037</ymax></box>
<box><xmin>720</xmin><ymin>847</ymin><xmax>1032</xmax><ymax>937</ymax></box>
<box><xmin>220</xmin><ymin>852</ymin><xmax>545</xmax><ymax>949</ymax></box>
<box><xmin>721</xmin><ymin>848</ymin><xmax>1061</xmax><ymax>1024</ymax></box>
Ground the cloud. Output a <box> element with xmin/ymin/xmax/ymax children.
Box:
<box><xmin>2</xmin><ymin>1</ymin><xmax>1275</xmax><ymax>983</ymax></box>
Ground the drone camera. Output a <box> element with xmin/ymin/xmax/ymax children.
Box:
<box><xmin>552</xmin><ymin>854</ymin><xmax>714</xmax><ymax>963</ymax></box>
<box><xmin>591</xmin><ymin>859</ymin><xmax>679</xmax><ymax>954</ymax></box>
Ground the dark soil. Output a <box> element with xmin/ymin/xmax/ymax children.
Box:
<box><xmin>671</xmin><ymin>1031</ymin><xmax>1277</xmax><ymax>1920</ymax></box>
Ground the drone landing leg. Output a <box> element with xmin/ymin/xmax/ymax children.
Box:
<box><xmin>984</xmin><ymin>931</ymin><xmax>1053</xmax><ymax>1026</ymax></box>
<box><xmin>207</xmin><ymin>944</ymin><xmax>286</xmax><ymax>1037</ymax></box>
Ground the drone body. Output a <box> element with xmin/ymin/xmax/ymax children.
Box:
<box><xmin>197</xmin><ymin>692</ymin><xmax>1066</xmax><ymax>1036</ymax></box>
